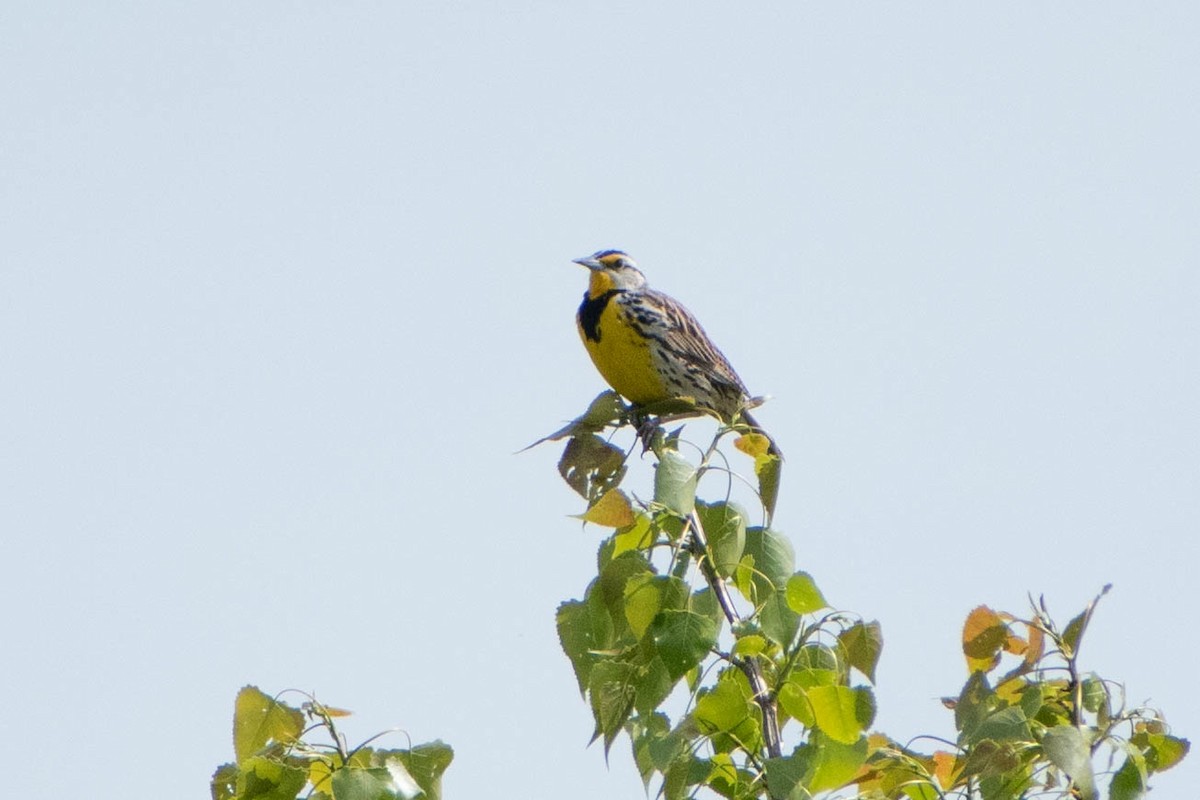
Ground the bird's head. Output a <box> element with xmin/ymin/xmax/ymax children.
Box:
<box><xmin>573</xmin><ymin>250</ymin><xmax>647</xmax><ymax>297</ymax></box>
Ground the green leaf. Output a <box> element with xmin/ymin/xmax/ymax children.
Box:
<box><xmin>612</xmin><ymin>513</ymin><xmax>655</xmax><ymax>556</ymax></box>
<box><xmin>954</xmin><ymin>672</ymin><xmax>993</xmax><ymax>740</ymax></box>
<box><xmin>1081</xmin><ymin>674</ymin><xmax>1109</xmax><ymax>715</ymax></box>
<box><xmin>650</xmin><ymin>609</ymin><xmax>718</xmax><ymax>681</ymax></box>
<box><xmin>737</xmin><ymin>527</ymin><xmax>795</xmax><ymax>603</ymax></box>
<box><xmin>805</xmin><ymin>733</ymin><xmax>869</xmax><ymax>793</ymax></box>
<box><xmin>594</xmin><ymin>551</ymin><xmax>654</xmax><ymax>641</ymax></box>
<box><xmin>588</xmin><ymin>660</ymin><xmax>638</xmax><ymax>753</ymax></box>
<box><xmin>557</xmin><ymin>600</ymin><xmax>596</xmax><ymax>694</ymax></box>
<box><xmin>654</xmin><ymin>450</ymin><xmax>697</xmax><ymax>516</ymax></box>
<box><xmin>1062</xmin><ymin>585</ymin><xmax>1110</xmax><ymax>658</ymax></box>
<box><xmin>693</xmin><ymin>671</ymin><xmax>762</xmax><ymax>752</ymax></box>
<box><xmin>777</xmin><ymin>683</ymin><xmax>814</xmax><ymax>729</ymax></box>
<box><xmin>633</xmin><ymin>653</ymin><xmax>675</xmax><ymax>715</ymax></box>
<box><xmin>734</xmin><ymin>554</ymin><xmax>756</xmax><ymax>602</ymax></box>
<box><xmin>580</xmin><ymin>390</ymin><xmax>629</xmax><ymax>426</ymax></box>
<box><xmin>233</xmin><ymin>686</ymin><xmax>303</xmax><ymax>763</ymax></box>
<box><xmin>960</xmin><ymin>738</ymin><xmax>1023</xmax><ymax>783</ymax></box>
<box><xmin>806</xmin><ymin>686</ymin><xmax>873</xmax><ymax>745</ymax></box>
<box><xmin>1130</xmin><ymin>730</ymin><xmax>1190</xmax><ymax>773</ymax></box>
<box><xmin>1061</xmin><ymin>609</ymin><xmax>1088</xmax><ymax>657</ymax></box>
<box><xmin>210</xmin><ymin>763</ymin><xmax>238</xmax><ymax>800</ymax></box>
<box><xmin>784</xmin><ymin>571</ymin><xmax>826</xmax><ymax>614</ymax></box>
<box><xmin>705</xmin><ymin>752</ymin><xmax>740</xmax><ymax>797</ymax></box>
<box><xmin>630</xmin><ymin>713</ymin><xmax>674</xmax><ymax>786</ymax></box>
<box><xmin>1110</xmin><ymin>747</ymin><xmax>1148</xmax><ymax>800</ymax></box>
<box><xmin>643</xmin><ymin>716</ymin><xmax>685</xmax><ymax>772</ymax></box>
<box><xmin>558</xmin><ymin>433</ymin><xmax>628</xmax><ymax>500</ymax></box>
<box><xmin>759</xmin><ymin>590</ymin><xmax>800</xmax><ymax>647</ymax></box>
<box><xmin>695</xmin><ymin>501</ymin><xmax>747</xmax><ymax>577</ymax></box>
<box><xmin>973</xmin><ymin>706</ymin><xmax>1031</xmax><ymax>743</ymax></box>
<box><xmin>901</xmin><ymin>782</ymin><xmax>942</xmax><ymax>800</ymax></box>
<box><xmin>838</xmin><ymin>621</ymin><xmax>883</xmax><ymax>684</ymax></box>
<box><xmin>663</xmin><ymin>754</ymin><xmax>710</xmax><ymax>800</ymax></box>
<box><xmin>795</xmin><ymin>643</ymin><xmax>839</xmax><ymax>673</ymax></box>
<box><xmin>1018</xmin><ymin>681</ymin><xmax>1043</xmax><ymax>720</ymax></box>
<box><xmin>791</xmin><ymin>667</ymin><xmax>840</xmax><ymax>690</ymax></box>
<box><xmin>732</xmin><ymin>633</ymin><xmax>768</xmax><ymax>658</ymax></box>
<box><xmin>689</xmin><ymin>587</ymin><xmax>723</xmax><ymax>630</ymax></box>
<box><xmin>377</xmin><ymin>744</ymin><xmax>454</xmax><ymax>800</ymax></box>
<box><xmin>531</xmin><ymin>390</ymin><xmax>627</xmax><ymax>446</ymax></box>
<box><xmin>855</xmin><ymin>687</ymin><xmax>876</xmax><ymax>732</ymax></box>
<box><xmin>622</xmin><ymin>576</ymin><xmax>659</xmax><ymax>640</ymax></box>
<box><xmin>764</xmin><ymin>749</ymin><xmax>807</xmax><ymax>800</ymax></box>
<box><xmin>237</xmin><ymin>755</ymin><xmax>308</xmax><ymax>800</ymax></box>
<box><xmin>754</xmin><ymin>452</ymin><xmax>782</xmax><ymax>521</ymax></box>
<box><xmin>1041</xmin><ymin>726</ymin><xmax>1096</xmax><ymax>800</ymax></box>
<box><xmin>762</xmin><ymin>735</ymin><xmax>867</xmax><ymax>799</ymax></box>
<box><xmin>330</xmin><ymin>766</ymin><xmax>404</xmax><ymax>800</ymax></box>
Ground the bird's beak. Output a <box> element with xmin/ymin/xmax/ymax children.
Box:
<box><xmin>573</xmin><ymin>256</ymin><xmax>603</xmax><ymax>271</ymax></box>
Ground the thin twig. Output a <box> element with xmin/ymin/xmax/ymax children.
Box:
<box><xmin>684</xmin><ymin>509</ymin><xmax>782</xmax><ymax>761</ymax></box>
<box><xmin>636</xmin><ymin>418</ymin><xmax>784</xmax><ymax>769</ymax></box>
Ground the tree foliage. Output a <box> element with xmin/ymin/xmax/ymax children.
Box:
<box><xmin>548</xmin><ymin>392</ymin><xmax>1188</xmax><ymax>800</ymax></box>
<box><xmin>208</xmin><ymin>392</ymin><xmax>1187</xmax><ymax>800</ymax></box>
<box><xmin>211</xmin><ymin>686</ymin><xmax>452</xmax><ymax>800</ymax></box>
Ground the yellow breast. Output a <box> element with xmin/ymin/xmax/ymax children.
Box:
<box><xmin>577</xmin><ymin>293</ymin><xmax>669</xmax><ymax>406</ymax></box>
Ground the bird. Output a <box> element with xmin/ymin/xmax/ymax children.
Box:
<box><xmin>573</xmin><ymin>249</ymin><xmax>780</xmax><ymax>457</ymax></box>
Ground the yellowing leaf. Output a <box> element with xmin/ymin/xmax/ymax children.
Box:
<box><xmin>1024</xmin><ymin>623</ymin><xmax>1045</xmax><ymax>670</ymax></box>
<box><xmin>579</xmin><ymin>489</ymin><xmax>635</xmax><ymax>528</ymax></box>
<box><xmin>1003</xmin><ymin>633</ymin><xmax>1028</xmax><ymax>656</ymax></box>
<box><xmin>962</xmin><ymin>606</ymin><xmax>1007</xmax><ymax>673</ymax></box>
<box><xmin>305</xmin><ymin>700</ymin><xmax>353</xmax><ymax>718</ymax></box>
<box><xmin>932</xmin><ymin>750</ymin><xmax>960</xmax><ymax>788</ymax></box>
<box><xmin>734</xmin><ymin>433</ymin><xmax>771</xmax><ymax>458</ymax></box>
<box><xmin>994</xmin><ymin>678</ymin><xmax>1026</xmax><ymax>706</ymax></box>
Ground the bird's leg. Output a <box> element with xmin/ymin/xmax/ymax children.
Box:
<box><xmin>630</xmin><ymin>409</ymin><xmax>662</xmax><ymax>454</ymax></box>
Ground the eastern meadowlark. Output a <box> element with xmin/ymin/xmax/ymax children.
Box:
<box><xmin>573</xmin><ymin>249</ymin><xmax>780</xmax><ymax>457</ymax></box>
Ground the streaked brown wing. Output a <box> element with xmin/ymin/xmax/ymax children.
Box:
<box><xmin>637</xmin><ymin>288</ymin><xmax>750</xmax><ymax>397</ymax></box>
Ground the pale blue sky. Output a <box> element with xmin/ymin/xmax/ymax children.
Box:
<box><xmin>2</xmin><ymin>3</ymin><xmax>1196</xmax><ymax>798</ymax></box>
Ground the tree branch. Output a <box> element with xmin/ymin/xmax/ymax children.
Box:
<box><xmin>684</xmin><ymin>509</ymin><xmax>783</xmax><ymax>762</ymax></box>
